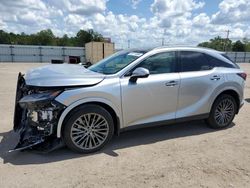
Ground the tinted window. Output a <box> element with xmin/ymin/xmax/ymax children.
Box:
<box><xmin>180</xmin><ymin>51</ymin><xmax>212</xmax><ymax>72</ymax></box>
<box><xmin>222</xmin><ymin>54</ymin><xmax>234</xmax><ymax>62</ymax></box>
<box><xmin>205</xmin><ymin>54</ymin><xmax>239</xmax><ymax>69</ymax></box>
<box><xmin>135</xmin><ymin>52</ymin><xmax>176</xmax><ymax>74</ymax></box>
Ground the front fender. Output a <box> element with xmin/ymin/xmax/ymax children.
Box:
<box><xmin>55</xmin><ymin>97</ymin><xmax>122</xmax><ymax>138</ymax></box>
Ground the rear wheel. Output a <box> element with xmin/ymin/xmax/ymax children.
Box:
<box><xmin>206</xmin><ymin>94</ymin><xmax>237</xmax><ymax>129</ymax></box>
<box><xmin>63</xmin><ymin>104</ymin><xmax>114</xmax><ymax>153</ymax></box>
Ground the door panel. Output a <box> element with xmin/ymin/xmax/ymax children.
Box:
<box><xmin>176</xmin><ymin>69</ymin><xmax>224</xmax><ymax>118</ymax></box>
<box><xmin>120</xmin><ymin>73</ymin><xmax>180</xmax><ymax>127</ymax></box>
<box><xmin>176</xmin><ymin>50</ymin><xmax>225</xmax><ymax>118</ymax></box>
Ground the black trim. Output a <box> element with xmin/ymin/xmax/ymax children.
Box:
<box><xmin>115</xmin><ymin>116</ymin><xmax>121</xmax><ymax>136</ymax></box>
<box><xmin>176</xmin><ymin>51</ymin><xmax>181</xmax><ymax>72</ymax></box>
<box><xmin>120</xmin><ymin>113</ymin><xmax>209</xmax><ymax>133</ymax></box>
<box><xmin>13</xmin><ymin>72</ymin><xmax>25</xmax><ymax>130</ymax></box>
<box><xmin>175</xmin><ymin>113</ymin><xmax>209</xmax><ymax>123</ymax></box>
<box><xmin>174</xmin><ymin>51</ymin><xmax>179</xmax><ymax>73</ymax></box>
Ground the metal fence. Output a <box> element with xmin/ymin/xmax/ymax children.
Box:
<box><xmin>226</xmin><ymin>52</ymin><xmax>250</xmax><ymax>63</ymax></box>
<box><xmin>0</xmin><ymin>44</ymin><xmax>86</xmax><ymax>63</ymax></box>
<box><xmin>0</xmin><ymin>44</ymin><xmax>250</xmax><ymax>63</ymax></box>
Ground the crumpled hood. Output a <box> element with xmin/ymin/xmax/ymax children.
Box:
<box><xmin>24</xmin><ymin>64</ymin><xmax>105</xmax><ymax>87</ymax></box>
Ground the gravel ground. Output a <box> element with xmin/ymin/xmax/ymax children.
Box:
<box><xmin>0</xmin><ymin>63</ymin><xmax>250</xmax><ymax>188</ymax></box>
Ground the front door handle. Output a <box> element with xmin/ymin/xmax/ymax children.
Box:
<box><xmin>165</xmin><ymin>81</ymin><xmax>178</xmax><ymax>87</ymax></box>
<box><xmin>210</xmin><ymin>75</ymin><xmax>221</xmax><ymax>81</ymax></box>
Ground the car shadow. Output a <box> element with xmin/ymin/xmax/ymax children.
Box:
<box><xmin>245</xmin><ymin>98</ymin><xmax>250</xmax><ymax>103</ymax></box>
<box><xmin>0</xmin><ymin>120</ymin><xmax>235</xmax><ymax>165</ymax></box>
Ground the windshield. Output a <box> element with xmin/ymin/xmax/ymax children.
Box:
<box><xmin>88</xmin><ymin>50</ymin><xmax>145</xmax><ymax>75</ymax></box>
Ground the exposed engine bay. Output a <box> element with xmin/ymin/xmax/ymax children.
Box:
<box><xmin>11</xmin><ymin>73</ymin><xmax>66</xmax><ymax>152</ymax></box>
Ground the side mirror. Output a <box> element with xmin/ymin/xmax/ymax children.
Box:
<box><xmin>129</xmin><ymin>67</ymin><xmax>149</xmax><ymax>82</ymax></box>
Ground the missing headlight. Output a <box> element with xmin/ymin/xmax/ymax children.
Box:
<box><xmin>11</xmin><ymin>81</ymin><xmax>66</xmax><ymax>152</ymax></box>
<box><xmin>19</xmin><ymin>90</ymin><xmax>62</xmax><ymax>109</ymax></box>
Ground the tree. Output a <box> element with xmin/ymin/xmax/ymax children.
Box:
<box><xmin>75</xmin><ymin>30</ymin><xmax>92</xmax><ymax>46</ymax></box>
<box><xmin>57</xmin><ymin>34</ymin><xmax>70</xmax><ymax>46</ymax></box>
<box><xmin>88</xmin><ymin>29</ymin><xmax>103</xmax><ymax>42</ymax></box>
<box><xmin>0</xmin><ymin>30</ymin><xmax>10</xmax><ymax>44</ymax></box>
<box><xmin>242</xmin><ymin>38</ymin><xmax>250</xmax><ymax>52</ymax></box>
<box><xmin>198</xmin><ymin>36</ymin><xmax>232</xmax><ymax>51</ymax></box>
<box><xmin>32</xmin><ymin>29</ymin><xmax>55</xmax><ymax>45</ymax></box>
<box><xmin>75</xmin><ymin>29</ymin><xmax>104</xmax><ymax>46</ymax></box>
<box><xmin>0</xmin><ymin>29</ymin><xmax>104</xmax><ymax>47</ymax></box>
<box><xmin>232</xmin><ymin>40</ymin><xmax>246</xmax><ymax>52</ymax></box>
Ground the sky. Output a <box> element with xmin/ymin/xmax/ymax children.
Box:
<box><xmin>0</xmin><ymin>0</ymin><xmax>249</xmax><ymax>49</ymax></box>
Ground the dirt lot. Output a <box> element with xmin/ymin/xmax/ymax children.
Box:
<box><xmin>0</xmin><ymin>63</ymin><xmax>250</xmax><ymax>188</ymax></box>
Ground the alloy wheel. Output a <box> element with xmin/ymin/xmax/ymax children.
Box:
<box><xmin>214</xmin><ymin>98</ymin><xmax>235</xmax><ymax>126</ymax></box>
<box><xmin>70</xmin><ymin>113</ymin><xmax>109</xmax><ymax>150</ymax></box>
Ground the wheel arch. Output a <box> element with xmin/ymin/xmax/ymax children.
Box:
<box><xmin>56</xmin><ymin>98</ymin><xmax>122</xmax><ymax>138</ymax></box>
<box><xmin>211</xmin><ymin>89</ymin><xmax>241</xmax><ymax>114</ymax></box>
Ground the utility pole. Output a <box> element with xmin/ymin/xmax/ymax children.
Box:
<box><xmin>161</xmin><ymin>38</ymin><xmax>164</xmax><ymax>46</ymax></box>
<box><xmin>162</xmin><ymin>28</ymin><xmax>166</xmax><ymax>46</ymax></box>
<box><xmin>128</xmin><ymin>40</ymin><xmax>130</xmax><ymax>49</ymax></box>
<box><xmin>224</xmin><ymin>30</ymin><xmax>230</xmax><ymax>52</ymax></box>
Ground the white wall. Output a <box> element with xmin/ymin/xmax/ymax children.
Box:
<box><xmin>0</xmin><ymin>44</ymin><xmax>86</xmax><ymax>63</ymax></box>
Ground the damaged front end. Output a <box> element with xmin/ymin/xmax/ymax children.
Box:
<box><xmin>10</xmin><ymin>73</ymin><xmax>66</xmax><ymax>152</ymax></box>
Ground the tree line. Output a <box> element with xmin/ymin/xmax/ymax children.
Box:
<box><xmin>1</xmin><ymin>29</ymin><xmax>250</xmax><ymax>52</ymax></box>
<box><xmin>0</xmin><ymin>29</ymin><xmax>104</xmax><ymax>47</ymax></box>
<box><xmin>198</xmin><ymin>36</ymin><xmax>250</xmax><ymax>52</ymax></box>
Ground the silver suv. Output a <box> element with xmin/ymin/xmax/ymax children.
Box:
<box><xmin>12</xmin><ymin>47</ymin><xmax>246</xmax><ymax>153</ymax></box>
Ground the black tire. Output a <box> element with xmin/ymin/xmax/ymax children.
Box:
<box><xmin>63</xmin><ymin>104</ymin><xmax>114</xmax><ymax>153</ymax></box>
<box><xmin>206</xmin><ymin>94</ymin><xmax>237</xmax><ymax>129</ymax></box>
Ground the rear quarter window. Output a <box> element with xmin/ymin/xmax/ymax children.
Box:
<box><xmin>221</xmin><ymin>54</ymin><xmax>240</xmax><ymax>68</ymax></box>
<box><xmin>204</xmin><ymin>54</ymin><xmax>239</xmax><ymax>69</ymax></box>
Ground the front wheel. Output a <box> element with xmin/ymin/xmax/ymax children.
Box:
<box><xmin>63</xmin><ymin>104</ymin><xmax>114</xmax><ymax>153</ymax></box>
<box><xmin>206</xmin><ymin>94</ymin><xmax>237</xmax><ymax>129</ymax></box>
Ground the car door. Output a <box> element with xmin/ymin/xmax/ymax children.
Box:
<box><xmin>120</xmin><ymin>51</ymin><xmax>180</xmax><ymax>128</ymax></box>
<box><xmin>176</xmin><ymin>51</ymin><xmax>224</xmax><ymax>118</ymax></box>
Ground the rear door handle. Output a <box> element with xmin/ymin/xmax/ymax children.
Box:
<box><xmin>165</xmin><ymin>81</ymin><xmax>178</xmax><ymax>87</ymax></box>
<box><xmin>210</xmin><ymin>75</ymin><xmax>221</xmax><ymax>81</ymax></box>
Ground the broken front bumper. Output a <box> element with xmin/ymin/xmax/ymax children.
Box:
<box><xmin>11</xmin><ymin>73</ymin><xmax>65</xmax><ymax>152</ymax></box>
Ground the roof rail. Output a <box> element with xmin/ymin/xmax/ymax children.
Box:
<box><xmin>153</xmin><ymin>45</ymin><xmax>193</xmax><ymax>50</ymax></box>
<box><xmin>153</xmin><ymin>45</ymin><xmax>219</xmax><ymax>52</ymax></box>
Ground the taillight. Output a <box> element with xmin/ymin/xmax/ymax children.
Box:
<box><xmin>237</xmin><ymin>73</ymin><xmax>247</xmax><ymax>80</ymax></box>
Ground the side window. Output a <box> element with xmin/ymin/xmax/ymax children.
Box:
<box><xmin>205</xmin><ymin>54</ymin><xmax>238</xmax><ymax>69</ymax></box>
<box><xmin>180</xmin><ymin>51</ymin><xmax>212</xmax><ymax>72</ymax></box>
<box><xmin>136</xmin><ymin>52</ymin><xmax>176</xmax><ymax>74</ymax></box>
